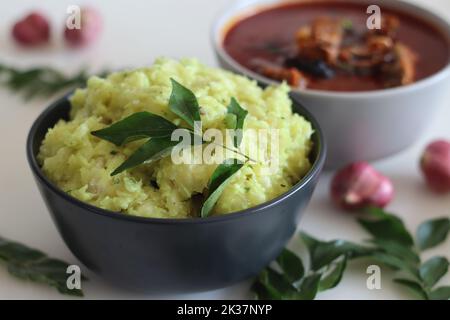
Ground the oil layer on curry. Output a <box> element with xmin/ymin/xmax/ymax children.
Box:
<box><xmin>223</xmin><ymin>2</ymin><xmax>449</xmax><ymax>92</ymax></box>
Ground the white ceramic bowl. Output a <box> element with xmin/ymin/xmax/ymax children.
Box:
<box><xmin>212</xmin><ymin>0</ymin><xmax>450</xmax><ymax>169</ymax></box>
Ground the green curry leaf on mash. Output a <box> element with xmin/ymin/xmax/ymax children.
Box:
<box><xmin>90</xmin><ymin>78</ymin><xmax>248</xmax><ymax>217</ymax></box>
<box><xmin>225</xmin><ymin>97</ymin><xmax>248</xmax><ymax>148</ymax></box>
<box><xmin>0</xmin><ymin>236</ymin><xmax>86</xmax><ymax>296</ymax></box>
<box><xmin>169</xmin><ymin>78</ymin><xmax>201</xmax><ymax>130</ymax></box>
<box><xmin>111</xmin><ymin>136</ymin><xmax>182</xmax><ymax>176</ymax></box>
<box><xmin>91</xmin><ymin>112</ymin><xmax>178</xmax><ymax>146</ymax></box>
<box><xmin>201</xmin><ymin>159</ymin><xmax>244</xmax><ymax>218</ymax></box>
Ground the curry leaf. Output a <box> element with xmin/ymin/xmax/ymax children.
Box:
<box><xmin>224</xmin><ymin>114</ymin><xmax>236</xmax><ymax>131</ymax></box>
<box><xmin>0</xmin><ymin>238</ymin><xmax>45</xmax><ymax>263</ymax></box>
<box><xmin>419</xmin><ymin>256</ymin><xmax>449</xmax><ymax>289</ymax></box>
<box><xmin>252</xmin><ymin>209</ymin><xmax>450</xmax><ymax>301</ymax></box>
<box><xmin>358</xmin><ymin>207</ymin><xmax>414</xmax><ymax>247</ymax></box>
<box><xmin>169</xmin><ymin>78</ymin><xmax>201</xmax><ymax>130</ymax></box>
<box><xmin>253</xmin><ymin>268</ymin><xmax>321</xmax><ymax>300</ymax></box>
<box><xmin>251</xmin><ymin>280</ymin><xmax>278</xmax><ymax>300</ymax></box>
<box><xmin>91</xmin><ymin>112</ymin><xmax>178</xmax><ymax>146</ymax></box>
<box><xmin>370</xmin><ymin>252</ymin><xmax>420</xmax><ymax>279</ymax></box>
<box><xmin>429</xmin><ymin>286</ymin><xmax>450</xmax><ymax>300</ymax></box>
<box><xmin>200</xmin><ymin>159</ymin><xmax>244</xmax><ymax>218</ymax></box>
<box><xmin>300</xmin><ymin>233</ymin><xmax>372</xmax><ymax>271</ymax></box>
<box><xmin>393</xmin><ymin>279</ymin><xmax>428</xmax><ymax>300</ymax></box>
<box><xmin>299</xmin><ymin>232</ymin><xmax>321</xmax><ymax>255</ymax></box>
<box><xmin>416</xmin><ymin>217</ymin><xmax>450</xmax><ymax>251</ymax></box>
<box><xmin>0</xmin><ymin>236</ymin><xmax>85</xmax><ymax>296</ymax></box>
<box><xmin>226</xmin><ymin>97</ymin><xmax>248</xmax><ymax>148</ymax></box>
<box><xmin>275</xmin><ymin>249</ymin><xmax>304</xmax><ymax>283</ymax></box>
<box><xmin>111</xmin><ymin>136</ymin><xmax>181</xmax><ymax>176</ymax></box>
<box><xmin>0</xmin><ymin>64</ymin><xmax>108</xmax><ymax>101</ymax></box>
<box><xmin>319</xmin><ymin>255</ymin><xmax>347</xmax><ymax>292</ymax></box>
<box><xmin>367</xmin><ymin>239</ymin><xmax>420</xmax><ymax>265</ymax></box>
<box><xmin>310</xmin><ymin>240</ymin><xmax>368</xmax><ymax>271</ymax></box>
<box><xmin>256</xmin><ymin>268</ymin><xmax>297</xmax><ymax>300</ymax></box>
<box><xmin>294</xmin><ymin>273</ymin><xmax>322</xmax><ymax>300</ymax></box>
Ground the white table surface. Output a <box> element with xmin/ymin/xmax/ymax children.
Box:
<box><xmin>0</xmin><ymin>0</ymin><xmax>449</xmax><ymax>300</ymax></box>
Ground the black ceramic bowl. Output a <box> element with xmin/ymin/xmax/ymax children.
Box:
<box><xmin>26</xmin><ymin>94</ymin><xmax>326</xmax><ymax>294</ymax></box>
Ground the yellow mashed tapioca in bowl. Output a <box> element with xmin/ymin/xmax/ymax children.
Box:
<box><xmin>27</xmin><ymin>57</ymin><xmax>325</xmax><ymax>292</ymax></box>
<box><xmin>37</xmin><ymin>58</ymin><xmax>313</xmax><ymax>219</ymax></box>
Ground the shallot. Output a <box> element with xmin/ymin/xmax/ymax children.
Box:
<box><xmin>420</xmin><ymin>140</ymin><xmax>450</xmax><ymax>193</ymax></box>
<box><xmin>64</xmin><ymin>7</ymin><xmax>102</xmax><ymax>47</ymax></box>
<box><xmin>12</xmin><ymin>12</ymin><xmax>50</xmax><ymax>46</ymax></box>
<box><xmin>330</xmin><ymin>161</ymin><xmax>394</xmax><ymax>210</ymax></box>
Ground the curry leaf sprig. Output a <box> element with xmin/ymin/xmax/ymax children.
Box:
<box><xmin>358</xmin><ymin>208</ymin><xmax>450</xmax><ymax>300</ymax></box>
<box><xmin>91</xmin><ymin>78</ymin><xmax>249</xmax><ymax>217</ymax></box>
<box><xmin>417</xmin><ymin>217</ymin><xmax>450</xmax><ymax>251</ymax></box>
<box><xmin>0</xmin><ymin>236</ymin><xmax>86</xmax><ymax>296</ymax></box>
<box><xmin>0</xmin><ymin>63</ymin><xmax>109</xmax><ymax>100</ymax></box>
<box><xmin>251</xmin><ymin>208</ymin><xmax>450</xmax><ymax>300</ymax></box>
<box><xmin>252</xmin><ymin>232</ymin><xmax>374</xmax><ymax>300</ymax></box>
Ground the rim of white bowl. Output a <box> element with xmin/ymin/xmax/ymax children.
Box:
<box><xmin>211</xmin><ymin>0</ymin><xmax>450</xmax><ymax>99</ymax></box>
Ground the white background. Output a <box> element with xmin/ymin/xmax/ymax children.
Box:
<box><xmin>0</xmin><ymin>0</ymin><xmax>449</xmax><ymax>299</ymax></box>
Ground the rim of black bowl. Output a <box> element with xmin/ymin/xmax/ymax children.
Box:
<box><xmin>26</xmin><ymin>92</ymin><xmax>326</xmax><ymax>225</ymax></box>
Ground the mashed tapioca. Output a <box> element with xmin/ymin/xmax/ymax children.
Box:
<box><xmin>38</xmin><ymin>58</ymin><xmax>313</xmax><ymax>218</ymax></box>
